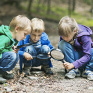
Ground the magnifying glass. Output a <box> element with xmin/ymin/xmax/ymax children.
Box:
<box><xmin>50</xmin><ymin>49</ymin><xmax>67</xmax><ymax>73</ymax></box>
<box><xmin>15</xmin><ymin>42</ymin><xmax>32</xmax><ymax>49</ymax></box>
<box><xmin>38</xmin><ymin>49</ymin><xmax>64</xmax><ymax>61</ymax></box>
<box><xmin>50</xmin><ymin>49</ymin><xmax>65</xmax><ymax>63</ymax></box>
<box><xmin>18</xmin><ymin>44</ymin><xmax>66</xmax><ymax>72</ymax></box>
<box><xmin>16</xmin><ymin>43</ymin><xmax>65</xmax><ymax>62</ymax></box>
<box><xmin>30</xmin><ymin>49</ymin><xmax>65</xmax><ymax>63</ymax></box>
<box><xmin>31</xmin><ymin>49</ymin><xmax>67</xmax><ymax>73</ymax></box>
<box><xmin>32</xmin><ymin>49</ymin><xmax>67</xmax><ymax>73</ymax></box>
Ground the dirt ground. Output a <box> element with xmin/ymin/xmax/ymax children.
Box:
<box><xmin>0</xmin><ymin>4</ymin><xmax>93</xmax><ymax>93</ymax></box>
<box><xmin>0</xmin><ymin>35</ymin><xmax>93</xmax><ymax>93</ymax></box>
<box><xmin>0</xmin><ymin>24</ymin><xmax>93</xmax><ymax>93</ymax></box>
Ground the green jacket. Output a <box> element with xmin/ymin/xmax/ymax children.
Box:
<box><xmin>0</xmin><ymin>25</ymin><xmax>14</xmax><ymax>58</ymax></box>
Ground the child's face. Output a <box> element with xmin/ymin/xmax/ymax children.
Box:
<box><xmin>15</xmin><ymin>29</ymin><xmax>30</xmax><ymax>41</ymax></box>
<box><xmin>61</xmin><ymin>31</ymin><xmax>75</xmax><ymax>42</ymax></box>
<box><xmin>30</xmin><ymin>30</ymin><xmax>43</xmax><ymax>43</ymax></box>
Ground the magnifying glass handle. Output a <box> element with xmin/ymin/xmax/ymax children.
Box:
<box><xmin>65</xmin><ymin>69</ymin><xmax>67</xmax><ymax>73</ymax></box>
<box><xmin>61</xmin><ymin>59</ymin><xmax>65</xmax><ymax>63</ymax></box>
<box><xmin>61</xmin><ymin>59</ymin><xmax>68</xmax><ymax>73</ymax></box>
<box><xmin>32</xmin><ymin>56</ymin><xmax>37</xmax><ymax>58</ymax></box>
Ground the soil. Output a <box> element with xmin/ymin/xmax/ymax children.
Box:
<box><xmin>0</xmin><ymin>3</ymin><xmax>93</xmax><ymax>93</ymax></box>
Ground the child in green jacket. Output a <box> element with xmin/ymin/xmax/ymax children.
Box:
<box><xmin>0</xmin><ymin>15</ymin><xmax>31</xmax><ymax>83</ymax></box>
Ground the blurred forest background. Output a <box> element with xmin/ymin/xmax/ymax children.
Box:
<box><xmin>0</xmin><ymin>1</ymin><xmax>93</xmax><ymax>92</ymax></box>
<box><xmin>0</xmin><ymin>0</ymin><xmax>93</xmax><ymax>34</ymax></box>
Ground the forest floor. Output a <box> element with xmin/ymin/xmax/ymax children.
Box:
<box><xmin>0</xmin><ymin>34</ymin><xmax>93</xmax><ymax>93</ymax></box>
<box><xmin>0</xmin><ymin>3</ymin><xmax>93</xmax><ymax>93</ymax></box>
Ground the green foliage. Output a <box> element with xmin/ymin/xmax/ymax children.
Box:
<box><xmin>83</xmin><ymin>0</ymin><xmax>91</xmax><ymax>5</ymax></box>
<box><xmin>32</xmin><ymin>4</ymin><xmax>93</xmax><ymax>26</ymax></box>
<box><xmin>72</xmin><ymin>16</ymin><xmax>93</xmax><ymax>26</ymax></box>
<box><xmin>22</xmin><ymin>0</ymin><xmax>93</xmax><ymax>27</ymax></box>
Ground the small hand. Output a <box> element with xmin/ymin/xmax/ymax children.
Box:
<box><xmin>48</xmin><ymin>52</ymin><xmax>50</xmax><ymax>55</ymax></box>
<box><xmin>48</xmin><ymin>52</ymin><xmax>50</xmax><ymax>57</ymax></box>
<box><xmin>23</xmin><ymin>52</ymin><xmax>33</xmax><ymax>60</ymax></box>
<box><xmin>13</xmin><ymin>46</ymin><xmax>19</xmax><ymax>53</ymax></box>
<box><xmin>63</xmin><ymin>62</ymin><xmax>74</xmax><ymax>70</ymax></box>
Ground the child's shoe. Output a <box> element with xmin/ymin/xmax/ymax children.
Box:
<box><xmin>23</xmin><ymin>65</ymin><xmax>31</xmax><ymax>76</ymax></box>
<box><xmin>41</xmin><ymin>65</ymin><xmax>53</xmax><ymax>75</ymax></box>
<box><xmin>0</xmin><ymin>75</ymin><xmax>7</xmax><ymax>84</ymax></box>
<box><xmin>65</xmin><ymin>69</ymin><xmax>81</xmax><ymax>79</ymax></box>
<box><xmin>82</xmin><ymin>70</ymin><xmax>93</xmax><ymax>80</ymax></box>
<box><xmin>0</xmin><ymin>70</ymin><xmax>14</xmax><ymax>79</ymax></box>
<box><xmin>3</xmin><ymin>72</ymin><xmax>14</xmax><ymax>79</ymax></box>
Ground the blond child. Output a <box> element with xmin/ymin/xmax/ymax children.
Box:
<box><xmin>0</xmin><ymin>15</ymin><xmax>31</xmax><ymax>83</ymax></box>
<box><xmin>18</xmin><ymin>18</ymin><xmax>53</xmax><ymax>75</ymax></box>
<box><xmin>58</xmin><ymin>16</ymin><xmax>93</xmax><ymax>80</ymax></box>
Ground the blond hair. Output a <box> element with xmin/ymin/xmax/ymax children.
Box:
<box><xmin>58</xmin><ymin>16</ymin><xmax>79</xmax><ymax>37</ymax></box>
<box><xmin>31</xmin><ymin>18</ymin><xmax>45</xmax><ymax>32</ymax></box>
<box><xmin>9</xmin><ymin>15</ymin><xmax>31</xmax><ymax>31</ymax></box>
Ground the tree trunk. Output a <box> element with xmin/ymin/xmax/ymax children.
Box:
<box><xmin>90</xmin><ymin>0</ymin><xmax>93</xmax><ymax>15</ymax></box>
<box><xmin>36</xmin><ymin>0</ymin><xmax>41</xmax><ymax>12</ymax></box>
<box><xmin>72</xmin><ymin>0</ymin><xmax>76</xmax><ymax>11</ymax></box>
<box><xmin>27</xmin><ymin>0</ymin><xmax>33</xmax><ymax>16</ymax></box>
<box><xmin>47</xmin><ymin>0</ymin><xmax>51</xmax><ymax>14</ymax></box>
<box><xmin>68</xmin><ymin>0</ymin><xmax>72</xmax><ymax>16</ymax></box>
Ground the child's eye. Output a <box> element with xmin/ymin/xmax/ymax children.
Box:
<box><xmin>39</xmin><ymin>34</ymin><xmax>42</xmax><ymax>37</ymax></box>
<box><xmin>32</xmin><ymin>34</ymin><xmax>36</xmax><ymax>36</ymax></box>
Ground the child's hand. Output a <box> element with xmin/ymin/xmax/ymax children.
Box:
<box><xmin>63</xmin><ymin>62</ymin><xmax>74</xmax><ymax>70</ymax></box>
<box><xmin>48</xmin><ymin>52</ymin><xmax>50</xmax><ymax>55</ymax></box>
<box><xmin>48</xmin><ymin>52</ymin><xmax>50</xmax><ymax>57</ymax></box>
<box><xmin>23</xmin><ymin>52</ymin><xmax>33</xmax><ymax>60</ymax></box>
<box><xmin>13</xmin><ymin>46</ymin><xmax>19</xmax><ymax>53</ymax></box>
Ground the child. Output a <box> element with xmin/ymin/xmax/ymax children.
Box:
<box><xmin>0</xmin><ymin>15</ymin><xmax>31</xmax><ymax>83</ymax></box>
<box><xmin>58</xmin><ymin>16</ymin><xmax>93</xmax><ymax>80</ymax></box>
<box><xmin>18</xmin><ymin>18</ymin><xmax>53</xmax><ymax>76</ymax></box>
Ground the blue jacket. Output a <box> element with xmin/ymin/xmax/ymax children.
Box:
<box><xmin>18</xmin><ymin>32</ymin><xmax>53</xmax><ymax>70</ymax></box>
<box><xmin>18</xmin><ymin>32</ymin><xmax>53</xmax><ymax>56</ymax></box>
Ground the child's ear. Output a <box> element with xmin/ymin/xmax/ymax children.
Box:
<box><xmin>15</xmin><ymin>26</ymin><xmax>19</xmax><ymax>32</ymax></box>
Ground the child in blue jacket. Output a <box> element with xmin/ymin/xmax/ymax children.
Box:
<box><xmin>18</xmin><ymin>18</ymin><xmax>53</xmax><ymax>75</ymax></box>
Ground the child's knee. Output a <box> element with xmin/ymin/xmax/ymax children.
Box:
<box><xmin>41</xmin><ymin>45</ymin><xmax>50</xmax><ymax>53</ymax></box>
<box><xmin>58</xmin><ymin>40</ymin><xmax>71</xmax><ymax>52</ymax></box>
<box><xmin>10</xmin><ymin>52</ymin><xmax>17</xmax><ymax>61</ymax></box>
<box><xmin>24</xmin><ymin>45</ymin><xmax>35</xmax><ymax>53</ymax></box>
<box><xmin>58</xmin><ymin>40</ymin><xmax>66</xmax><ymax>51</ymax></box>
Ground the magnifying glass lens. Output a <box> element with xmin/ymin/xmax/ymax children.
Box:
<box><xmin>51</xmin><ymin>49</ymin><xmax>64</xmax><ymax>60</ymax></box>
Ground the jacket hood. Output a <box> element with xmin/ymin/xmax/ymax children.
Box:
<box><xmin>77</xmin><ymin>24</ymin><xmax>92</xmax><ymax>37</ymax></box>
<box><xmin>0</xmin><ymin>25</ymin><xmax>13</xmax><ymax>40</ymax></box>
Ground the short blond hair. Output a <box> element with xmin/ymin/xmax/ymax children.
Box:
<box><xmin>58</xmin><ymin>16</ymin><xmax>79</xmax><ymax>37</ymax></box>
<box><xmin>31</xmin><ymin>18</ymin><xmax>45</xmax><ymax>32</ymax></box>
<box><xmin>9</xmin><ymin>15</ymin><xmax>31</xmax><ymax>31</ymax></box>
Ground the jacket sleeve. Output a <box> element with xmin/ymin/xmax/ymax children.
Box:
<box><xmin>72</xmin><ymin>35</ymin><xmax>91</xmax><ymax>69</ymax></box>
<box><xmin>0</xmin><ymin>36</ymin><xmax>11</xmax><ymax>58</ymax></box>
<box><xmin>46</xmin><ymin>39</ymin><xmax>53</xmax><ymax>50</ymax></box>
<box><xmin>41</xmin><ymin>32</ymin><xmax>53</xmax><ymax>50</ymax></box>
<box><xmin>18</xmin><ymin>40</ymin><xmax>25</xmax><ymax>56</ymax></box>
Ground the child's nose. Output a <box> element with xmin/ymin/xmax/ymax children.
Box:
<box><xmin>35</xmin><ymin>36</ymin><xmax>38</xmax><ymax>40</ymax></box>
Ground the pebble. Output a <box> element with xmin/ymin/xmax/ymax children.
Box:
<box><xmin>4</xmin><ymin>87</ymin><xmax>12</xmax><ymax>92</ymax></box>
<box><xmin>28</xmin><ymin>76</ymin><xmax>39</xmax><ymax>80</ymax></box>
<box><xmin>88</xmin><ymin>87</ymin><xmax>93</xmax><ymax>90</ymax></box>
